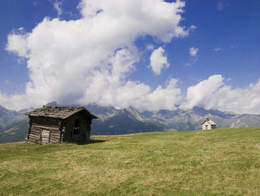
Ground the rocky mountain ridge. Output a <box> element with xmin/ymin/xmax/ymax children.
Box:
<box><xmin>141</xmin><ymin>106</ymin><xmax>260</xmax><ymax>130</ymax></box>
<box><xmin>0</xmin><ymin>105</ymin><xmax>24</xmax><ymax>132</ymax></box>
<box><xmin>0</xmin><ymin>103</ymin><xmax>260</xmax><ymax>143</ymax></box>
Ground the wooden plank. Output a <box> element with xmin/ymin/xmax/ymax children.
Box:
<box><xmin>41</xmin><ymin>129</ymin><xmax>49</xmax><ymax>143</ymax></box>
<box><xmin>31</xmin><ymin>117</ymin><xmax>60</xmax><ymax>126</ymax></box>
<box><xmin>32</xmin><ymin>124</ymin><xmax>59</xmax><ymax>131</ymax></box>
<box><xmin>28</xmin><ymin>125</ymin><xmax>41</xmax><ymax>142</ymax></box>
<box><xmin>50</xmin><ymin>129</ymin><xmax>60</xmax><ymax>143</ymax></box>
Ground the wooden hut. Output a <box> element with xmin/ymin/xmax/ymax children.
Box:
<box><xmin>24</xmin><ymin>106</ymin><xmax>97</xmax><ymax>143</ymax></box>
<box><xmin>201</xmin><ymin>117</ymin><xmax>216</xmax><ymax>130</ymax></box>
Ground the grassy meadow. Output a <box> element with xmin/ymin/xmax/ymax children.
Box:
<box><xmin>1</xmin><ymin>127</ymin><xmax>260</xmax><ymax>195</ymax></box>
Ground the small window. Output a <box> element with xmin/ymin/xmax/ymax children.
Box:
<box><xmin>74</xmin><ymin>119</ymin><xmax>80</xmax><ymax>127</ymax></box>
<box><xmin>73</xmin><ymin>119</ymin><xmax>80</xmax><ymax>135</ymax></box>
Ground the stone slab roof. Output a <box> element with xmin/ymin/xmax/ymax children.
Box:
<box><xmin>24</xmin><ymin>105</ymin><xmax>97</xmax><ymax>119</ymax></box>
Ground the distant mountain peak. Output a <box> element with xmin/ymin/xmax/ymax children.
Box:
<box><xmin>122</xmin><ymin>106</ymin><xmax>146</xmax><ymax>122</ymax></box>
<box><xmin>0</xmin><ymin>105</ymin><xmax>23</xmax><ymax>132</ymax></box>
<box><xmin>46</xmin><ymin>101</ymin><xmax>58</xmax><ymax>106</ymax></box>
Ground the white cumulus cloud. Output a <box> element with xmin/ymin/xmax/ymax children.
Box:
<box><xmin>150</xmin><ymin>47</ymin><xmax>170</xmax><ymax>75</ymax></box>
<box><xmin>189</xmin><ymin>47</ymin><xmax>198</xmax><ymax>56</ymax></box>
<box><xmin>181</xmin><ymin>75</ymin><xmax>260</xmax><ymax>114</ymax></box>
<box><xmin>2</xmin><ymin>0</ymin><xmax>187</xmax><ymax>111</ymax></box>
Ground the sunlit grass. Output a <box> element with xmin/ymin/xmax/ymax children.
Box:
<box><xmin>1</xmin><ymin>127</ymin><xmax>260</xmax><ymax>195</ymax></box>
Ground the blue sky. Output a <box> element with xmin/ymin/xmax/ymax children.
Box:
<box><xmin>0</xmin><ymin>0</ymin><xmax>260</xmax><ymax>114</ymax></box>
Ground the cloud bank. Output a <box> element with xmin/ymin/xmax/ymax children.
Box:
<box><xmin>2</xmin><ymin>0</ymin><xmax>260</xmax><ymax>114</ymax></box>
<box><xmin>3</xmin><ymin>0</ymin><xmax>187</xmax><ymax>112</ymax></box>
<box><xmin>181</xmin><ymin>75</ymin><xmax>260</xmax><ymax>114</ymax></box>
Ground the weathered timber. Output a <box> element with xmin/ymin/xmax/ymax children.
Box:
<box><xmin>24</xmin><ymin>106</ymin><xmax>97</xmax><ymax>144</ymax></box>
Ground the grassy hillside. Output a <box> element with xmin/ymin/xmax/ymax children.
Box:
<box><xmin>1</xmin><ymin>127</ymin><xmax>260</xmax><ymax>195</ymax></box>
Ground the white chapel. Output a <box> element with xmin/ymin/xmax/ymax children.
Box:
<box><xmin>202</xmin><ymin>117</ymin><xmax>216</xmax><ymax>130</ymax></box>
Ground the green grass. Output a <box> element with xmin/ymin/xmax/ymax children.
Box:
<box><xmin>1</xmin><ymin>127</ymin><xmax>260</xmax><ymax>195</ymax></box>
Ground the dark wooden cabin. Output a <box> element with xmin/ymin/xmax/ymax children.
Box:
<box><xmin>24</xmin><ymin>106</ymin><xmax>97</xmax><ymax>144</ymax></box>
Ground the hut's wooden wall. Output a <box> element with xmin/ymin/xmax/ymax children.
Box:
<box><xmin>27</xmin><ymin>111</ymin><xmax>93</xmax><ymax>143</ymax></box>
<box><xmin>62</xmin><ymin>111</ymin><xmax>92</xmax><ymax>142</ymax></box>
<box><xmin>28</xmin><ymin>117</ymin><xmax>61</xmax><ymax>143</ymax></box>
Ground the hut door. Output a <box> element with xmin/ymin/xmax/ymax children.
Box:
<box><xmin>42</xmin><ymin>129</ymin><xmax>50</xmax><ymax>143</ymax></box>
<box><xmin>205</xmin><ymin>125</ymin><xmax>208</xmax><ymax>130</ymax></box>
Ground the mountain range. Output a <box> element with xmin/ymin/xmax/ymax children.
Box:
<box><xmin>0</xmin><ymin>105</ymin><xmax>24</xmax><ymax>132</ymax></box>
<box><xmin>0</xmin><ymin>102</ymin><xmax>260</xmax><ymax>144</ymax></box>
